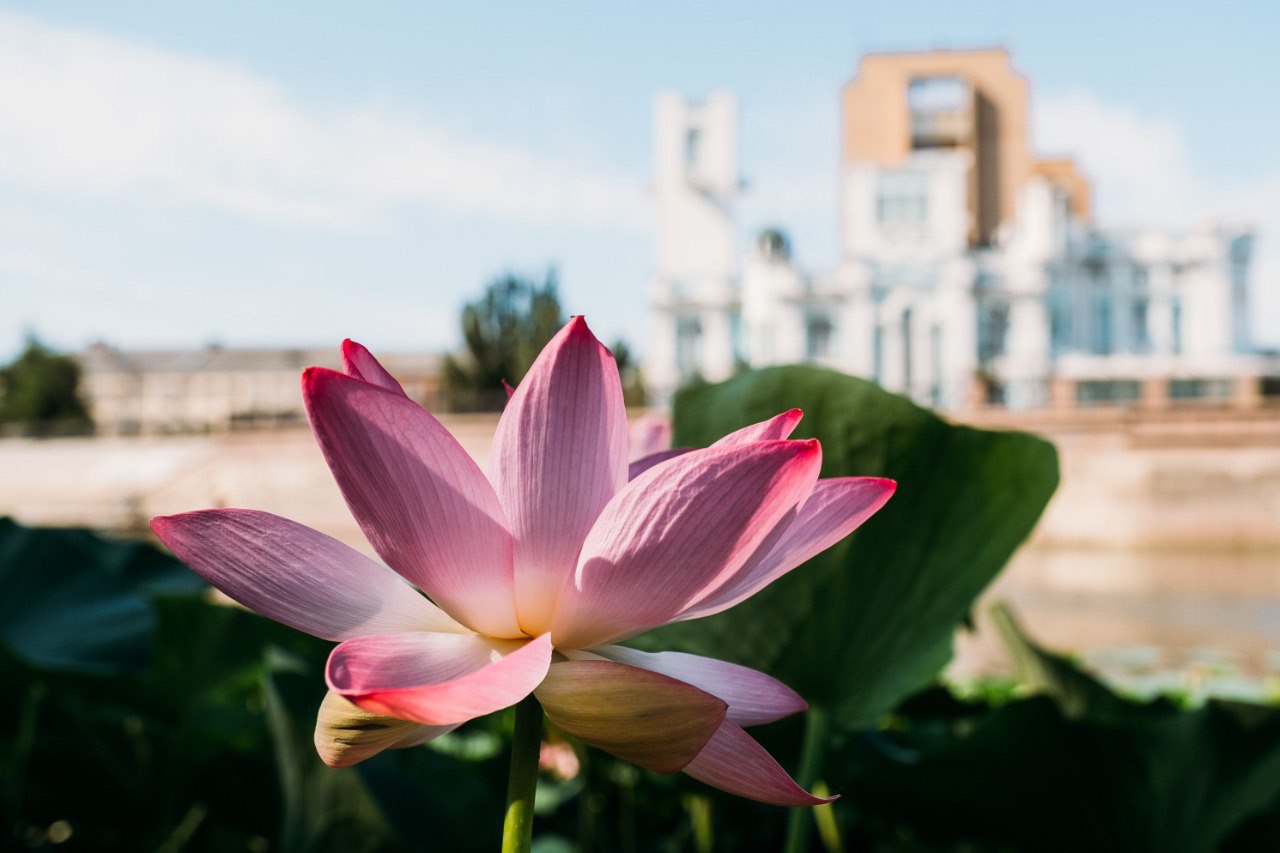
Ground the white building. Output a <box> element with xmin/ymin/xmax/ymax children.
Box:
<box><xmin>648</xmin><ymin>49</ymin><xmax>1274</xmax><ymax>411</ymax></box>
<box><xmin>79</xmin><ymin>343</ymin><xmax>440</xmax><ymax>435</ymax></box>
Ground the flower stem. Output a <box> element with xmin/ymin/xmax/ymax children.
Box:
<box><xmin>782</xmin><ymin>706</ymin><xmax>827</xmax><ymax>853</ymax></box>
<box><xmin>501</xmin><ymin>695</ymin><xmax>543</xmax><ymax>853</ymax></box>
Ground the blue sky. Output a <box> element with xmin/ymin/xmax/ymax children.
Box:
<box><xmin>2</xmin><ymin>0</ymin><xmax>1278</xmax><ymax>359</ymax></box>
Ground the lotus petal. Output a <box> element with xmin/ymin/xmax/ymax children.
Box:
<box><xmin>304</xmin><ymin>368</ymin><xmax>520</xmax><ymax>638</ymax></box>
<box><xmin>314</xmin><ymin>689</ymin><xmax>456</xmax><ymax>768</ymax></box>
<box><xmin>534</xmin><ymin>659</ymin><xmax>726</xmax><ymax>773</ymax></box>
<box><xmin>629</xmin><ymin>412</ymin><xmax>672</xmax><ymax>460</ymax></box>
<box><xmin>551</xmin><ymin>440</ymin><xmax>821</xmax><ymax>648</ymax></box>
<box><xmin>682</xmin><ymin>476</ymin><xmax>896</xmax><ymax>620</ymax></box>
<box><xmin>684</xmin><ymin>720</ymin><xmax>834</xmax><ymax>806</ymax></box>
<box><xmin>587</xmin><ymin>646</ymin><xmax>806</xmax><ymax>726</ymax></box>
<box><xmin>489</xmin><ymin>317</ymin><xmax>628</xmax><ymax>635</ymax></box>
<box><xmin>627</xmin><ymin>448</ymin><xmax>692</xmax><ymax>481</ymax></box>
<box><xmin>327</xmin><ymin>632</ymin><xmax>553</xmax><ymax>726</ymax></box>
<box><xmin>712</xmin><ymin>409</ymin><xmax>803</xmax><ymax>447</ymax></box>
<box><xmin>150</xmin><ymin>509</ymin><xmax>463</xmax><ymax>641</ymax></box>
<box><xmin>341</xmin><ymin>339</ymin><xmax>407</xmax><ymax>396</ymax></box>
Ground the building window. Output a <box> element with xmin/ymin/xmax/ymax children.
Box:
<box><xmin>930</xmin><ymin>325</ymin><xmax>943</xmax><ymax>406</ymax></box>
<box><xmin>675</xmin><ymin>314</ymin><xmax>702</xmax><ymax>380</ymax></box>
<box><xmin>729</xmin><ymin>309</ymin><xmax>744</xmax><ymax>365</ymax></box>
<box><xmin>1169</xmin><ymin>378</ymin><xmax>1232</xmax><ymax>401</ymax></box>
<box><xmin>901</xmin><ymin>308</ymin><xmax>914</xmax><ymax>388</ymax></box>
<box><xmin>684</xmin><ymin>127</ymin><xmax>702</xmax><ymax>172</ymax></box>
<box><xmin>1049</xmin><ymin>288</ymin><xmax>1072</xmax><ymax>356</ymax></box>
<box><xmin>1172</xmin><ymin>298</ymin><xmax>1183</xmax><ymax>356</ymax></box>
<box><xmin>804</xmin><ymin>312</ymin><xmax>834</xmax><ymax>362</ymax></box>
<box><xmin>1089</xmin><ymin>289</ymin><xmax>1113</xmax><ymax>355</ymax></box>
<box><xmin>977</xmin><ymin>301</ymin><xmax>1009</xmax><ymax>363</ymax></box>
<box><xmin>1076</xmin><ymin>380</ymin><xmax>1141</xmax><ymax>406</ymax></box>
<box><xmin>907</xmin><ymin>76</ymin><xmax>970</xmax><ymax>149</ymax></box>
<box><xmin>876</xmin><ymin>171</ymin><xmax>929</xmax><ymax>228</ymax></box>
<box><xmin>873</xmin><ymin>324</ymin><xmax>884</xmax><ymax>385</ymax></box>
<box><xmin>1130</xmin><ymin>298</ymin><xmax>1150</xmax><ymax>354</ymax></box>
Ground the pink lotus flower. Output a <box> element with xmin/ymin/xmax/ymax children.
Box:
<box><xmin>151</xmin><ymin>317</ymin><xmax>894</xmax><ymax>806</ymax></box>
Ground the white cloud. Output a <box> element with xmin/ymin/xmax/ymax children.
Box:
<box><xmin>0</xmin><ymin>10</ymin><xmax>647</xmax><ymax>231</ymax></box>
<box><xmin>1035</xmin><ymin>91</ymin><xmax>1200</xmax><ymax>227</ymax></box>
<box><xmin>1037</xmin><ymin>90</ymin><xmax>1280</xmax><ymax>346</ymax></box>
<box><xmin>0</xmin><ymin>246</ymin><xmax>78</xmax><ymax>286</ymax></box>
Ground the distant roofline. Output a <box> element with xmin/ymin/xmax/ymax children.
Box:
<box><xmin>83</xmin><ymin>341</ymin><xmax>443</xmax><ymax>357</ymax></box>
<box><xmin>77</xmin><ymin>342</ymin><xmax>443</xmax><ymax>376</ymax></box>
<box><xmin>858</xmin><ymin>45</ymin><xmax>1011</xmax><ymax>61</ymax></box>
<box><xmin>846</xmin><ymin>45</ymin><xmax>1024</xmax><ymax>90</ymax></box>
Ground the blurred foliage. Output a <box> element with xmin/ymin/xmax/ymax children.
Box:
<box><xmin>0</xmin><ymin>520</ymin><xmax>533</xmax><ymax>852</ymax></box>
<box><xmin>441</xmin><ymin>270</ymin><xmax>564</xmax><ymax>412</ymax></box>
<box><xmin>835</xmin><ymin>606</ymin><xmax>1280</xmax><ymax>852</ymax></box>
<box><xmin>609</xmin><ymin>338</ymin><xmax>647</xmax><ymax>409</ymax></box>
<box><xmin>644</xmin><ymin>365</ymin><xmax>1059</xmax><ymax>728</ymax></box>
<box><xmin>441</xmin><ymin>271</ymin><xmax>643</xmax><ymax>411</ymax></box>
<box><xmin>7</xmin><ymin>519</ymin><xmax>1278</xmax><ymax>852</ymax></box>
<box><xmin>0</xmin><ymin>335</ymin><xmax>93</xmax><ymax>436</ymax></box>
<box><xmin>0</xmin><ymin>517</ymin><xmax>203</xmax><ymax>674</ymax></box>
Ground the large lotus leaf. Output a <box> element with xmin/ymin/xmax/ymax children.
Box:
<box><xmin>839</xmin><ymin>609</ymin><xmax>1280</xmax><ymax>851</ymax></box>
<box><xmin>0</xmin><ymin>517</ymin><xmax>204</xmax><ymax>674</ymax></box>
<box><xmin>638</xmin><ymin>366</ymin><xmax>1059</xmax><ymax>728</ymax></box>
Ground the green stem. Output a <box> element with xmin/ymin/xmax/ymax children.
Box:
<box><xmin>782</xmin><ymin>706</ymin><xmax>827</xmax><ymax>853</ymax></box>
<box><xmin>501</xmin><ymin>696</ymin><xmax>543</xmax><ymax>853</ymax></box>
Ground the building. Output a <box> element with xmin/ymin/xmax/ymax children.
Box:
<box><xmin>79</xmin><ymin>343</ymin><xmax>440</xmax><ymax>435</ymax></box>
<box><xmin>648</xmin><ymin>48</ymin><xmax>1276</xmax><ymax>411</ymax></box>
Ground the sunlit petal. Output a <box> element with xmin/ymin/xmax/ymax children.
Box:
<box><xmin>341</xmin><ymin>338</ymin><xmax>408</xmax><ymax>396</ymax></box>
<box><xmin>304</xmin><ymin>367</ymin><xmax>520</xmax><ymax>637</ymax></box>
<box><xmin>551</xmin><ymin>440</ymin><xmax>821</xmax><ymax>648</ymax></box>
<box><xmin>327</xmin><ymin>632</ymin><xmax>553</xmax><ymax>726</ymax></box>
<box><xmin>489</xmin><ymin>316</ymin><xmax>628</xmax><ymax>634</ymax></box>
<box><xmin>586</xmin><ymin>646</ymin><xmax>806</xmax><ymax>726</ymax></box>
<box><xmin>682</xmin><ymin>476</ymin><xmax>896</xmax><ymax>620</ymax></box>
<box><xmin>712</xmin><ymin>409</ymin><xmax>804</xmax><ymax>447</ymax></box>
<box><xmin>151</xmin><ymin>508</ymin><xmax>464</xmax><ymax>641</ymax></box>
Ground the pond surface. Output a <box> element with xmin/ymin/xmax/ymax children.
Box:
<box><xmin>955</xmin><ymin>545</ymin><xmax>1280</xmax><ymax>700</ymax></box>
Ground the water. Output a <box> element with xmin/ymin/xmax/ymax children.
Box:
<box><xmin>955</xmin><ymin>545</ymin><xmax>1280</xmax><ymax>700</ymax></box>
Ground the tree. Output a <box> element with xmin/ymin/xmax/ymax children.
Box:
<box><xmin>441</xmin><ymin>270</ymin><xmax>566</xmax><ymax>411</ymax></box>
<box><xmin>0</xmin><ymin>335</ymin><xmax>93</xmax><ymax>435</ymax></box>
<box><xmin>610</xmin><ymin>338</ymin><xmax>648</xmax><ymax>408</ymax></box>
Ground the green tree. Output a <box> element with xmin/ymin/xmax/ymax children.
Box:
<box><xmin>610</xmin><ymin>338</ymin><xmax>647</xmax><ymax>408</ymax></box>
<box><xmin>442</xmin><ymin>270</ymin><xmax>566</xmax><ymax>411</ymax></box>
<box><xmin>0</xmin><ymin>334</ymin><xmax>93</xmax><ymax>435</ymax></box>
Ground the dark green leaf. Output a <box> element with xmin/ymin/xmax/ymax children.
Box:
<box><xmin>0</xmin><ymin>517</ymin><xmax>204</xmax><ymax>674</ymax></box>
<box><xmin>840</xmin><ymin>609</ymin><xmax>1280</xmax><ymax>852</ymax></box>
<box><xmin>641</xmin><ymin>366</ymin><xmax>1059</xmax><ymax>728</ymax></box>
